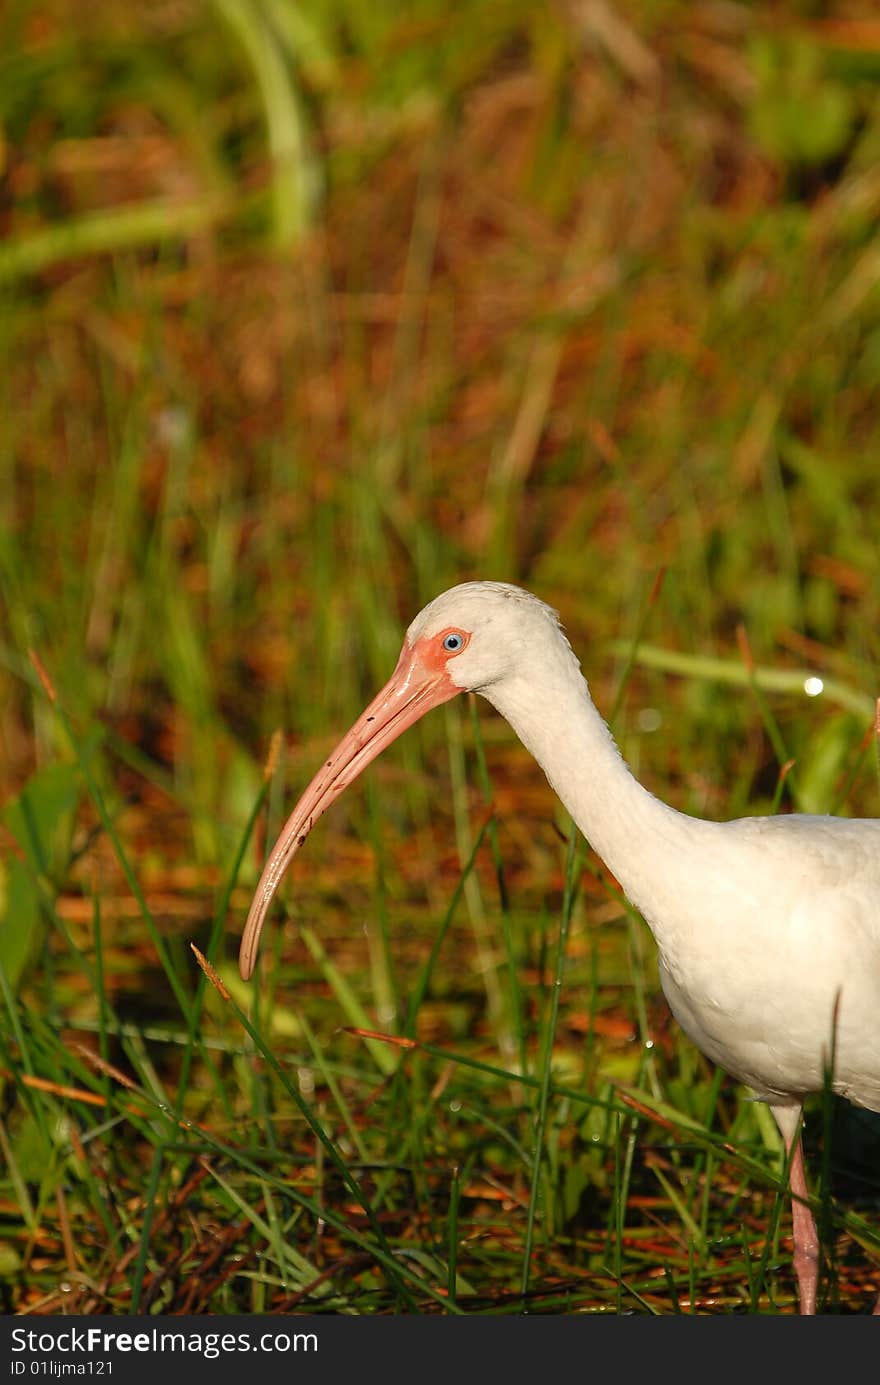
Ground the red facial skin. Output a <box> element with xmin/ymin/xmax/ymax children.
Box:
<box><xmin>239</xmin><ymin>628</ymin><xmax>471</xmax><ymax>979</ymax></box>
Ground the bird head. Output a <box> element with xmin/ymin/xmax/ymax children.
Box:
<box><xmin>238</xmin><ymin>581</ymin><xmax>569</xmax><ymax>979</ymax></box>
<box><xmin>404</xmin><ymin>581</ymin><xmax>569</xmax><ymax>694</ymax></box>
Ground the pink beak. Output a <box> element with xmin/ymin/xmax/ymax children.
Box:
<box><xmin>239</xmin><ymin>638</ymin><xmax>461</xmax><ymax>980</ymax></box>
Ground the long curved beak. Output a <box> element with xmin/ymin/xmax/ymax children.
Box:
<box><xmin>239</xmin><ymin>640</ymin><xmax>460</xmax><ymax>980</ymax></box>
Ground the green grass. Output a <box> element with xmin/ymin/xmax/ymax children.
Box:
<box><xmin>1</xmin><ymin>0</ymin><xmax>880</xmax><ymax>1314</ymax></box>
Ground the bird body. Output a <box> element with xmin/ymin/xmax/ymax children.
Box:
<box><xmin>656</xmin><ymin>814</ymin><xmax>880</xmax><ymax>1111</ymax></box>
<box><xmin>241</xmin><ymin>580</ymin><xmax>880</xmax><ymax>1312</ymax></box>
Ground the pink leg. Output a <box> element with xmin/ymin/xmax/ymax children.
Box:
<box><xmin>786</xmin><ymin>1131</ymin><xmax>820</xmax><ymax>1314</ymax></box>
<box><xmin>771</xmin><ymin>1104</ymin><xmax>819</xmax><ymax>1315</ymax></box>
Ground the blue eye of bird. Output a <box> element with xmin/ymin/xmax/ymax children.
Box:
<box><xmin>443</xmin><ymin>633</ymin><xmax>463</xmax><ymax>652</ymax></box>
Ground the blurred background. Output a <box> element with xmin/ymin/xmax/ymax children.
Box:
<box><xmin>1</xmin><ymin>0</ymin><xmax>879</xmax><ymax>1314</ymax></box>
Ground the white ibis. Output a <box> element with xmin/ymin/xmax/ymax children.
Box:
<box><xmin>240</xmin><ymin>581</ymin><xmax>880</xmax><ymax>1314</ymax></box>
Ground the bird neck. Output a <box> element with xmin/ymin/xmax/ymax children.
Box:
<box><xmin>483</xmin><ymin>661</ymin><xmax>699</xmax><ymax>936</ymax></box>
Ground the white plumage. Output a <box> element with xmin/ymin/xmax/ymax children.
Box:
<box><xmin>241</xmin><ymin>581</ymin><xmax>880</xmax><ymax>1313</ymax></box>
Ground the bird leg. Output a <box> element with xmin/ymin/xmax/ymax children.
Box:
<box><xmin>771</xmin><ymin>1104</ymin><xmax>819</xmax><ymax>1315</ymax></box>
<box><xmin>786</xmin><ymin>1133</ymin><xmax>820</xmax><ymax>1315</ymax></box>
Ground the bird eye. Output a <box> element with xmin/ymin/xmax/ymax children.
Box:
<box><xmin>442</xmin><ymin>632</ymin><xmax>464</xmax><ymax>652</ymax></box>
